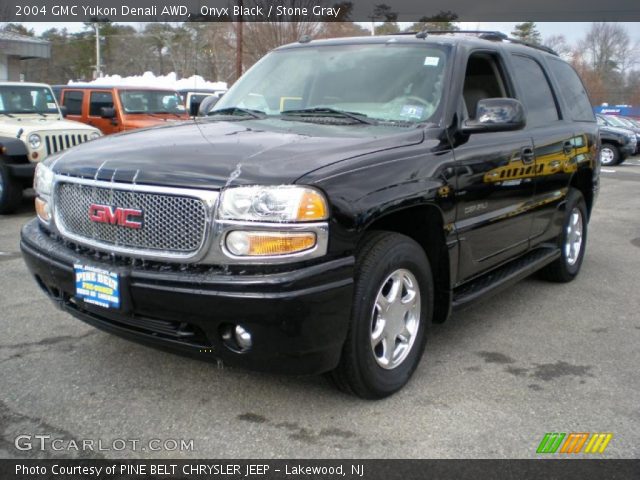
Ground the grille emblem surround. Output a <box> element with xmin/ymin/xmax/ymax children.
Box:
<box><xmin>88</xmin><ymin>204</ymin><xmax>143</xmax><ymax>229</ymax></box>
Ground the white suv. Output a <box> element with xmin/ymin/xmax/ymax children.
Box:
<box><xmin>0</xmin><ymin>82</ymin><xmax>102</xmax><ymax>213</ymax></box>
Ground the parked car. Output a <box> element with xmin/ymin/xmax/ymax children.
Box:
<box><xmin>0</xmin><ymin>82</ymin><xmax>101</xmax><ymax>213</ymax></box>
<box><xmin>596</xmin><ymin>115</ymin><xmax>637</xmax><ymax>165</ymax></box>
<box><xmin>178</xmin><ymin>88</ymin><xmax>226</xmax><ymax>117</ymax></box>
<box><xmin>55</xmin><ymin>85</ymin><xmax>189</xmax><ymax>134</ymax></box>
<box><xmin>22</xmin><ymin>33</ymin><xmax>599</xmax><ymax>398</ymax></box>
<box><xmin>597</xmin><ymin>114</ymin><xmax>640</xmax><ymax>155</ymax></box>
<box><xmin>623</xmin><ymin>116</ymin><xmax>640</xmax><ymax>128</ymax></box>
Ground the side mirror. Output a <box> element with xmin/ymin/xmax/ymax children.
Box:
<box><xmin>198</xmin><ymin>96</ymin><xmax>219</xmax><ymax>117</ymax></box>
<box><xmin>100</xmin><ymin>107</ymin><xmax>116</xmax><ymax>119</ymax></box>
<box><xmin>59</xmin><ymin>106</ymin><xmax>68</xmax><ymax>117</ymax></box>
<box><xmin>462</xmin><ymin>98</ymin><xmax>525</xmax><ymax>134</ymax></box>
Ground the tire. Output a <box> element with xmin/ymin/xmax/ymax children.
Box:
<box><xmin>0</xmin><ymin>162</ymin><xmax>22</xmax><ymax>215</ymax></box>
<box><xmin>539</xmin><ymin>189</ymin><xmax>587</xmax><ymax>283</ymax></box>
<box><xmin>599</xmin><ymin>143</ymin><xmax>620</xmax><ymax>166</ymax></box>
<box><xmin>328</xmin><ymin>232</ymin><xmax>433</xmax><ymax>399</ymax></box>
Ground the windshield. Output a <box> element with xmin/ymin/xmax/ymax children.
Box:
<box><xmin>0</xmin><ymin>85</ymin><xmax>59</xmax><ymax>115</ymax></box>
<box><xmin>214</xmin><ymin>43</ymin><xmax>449</xmax><ymax>124</ymax></box>
<box><xmin>119</xmin><ymin>90</ymin><xmax>186</xmax><ymax>115</ymax></box>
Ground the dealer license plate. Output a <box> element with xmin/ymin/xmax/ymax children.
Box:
<box><xmin>74</xmin><ymin>264</ymin><xmax>120</xmax><ymax>309</ymax></box>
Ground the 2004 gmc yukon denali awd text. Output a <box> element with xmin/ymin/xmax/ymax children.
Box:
<box><xmin>21</xmin><ymin>32</ymin><xmax>600</xmax><ymax>399</ymax></box>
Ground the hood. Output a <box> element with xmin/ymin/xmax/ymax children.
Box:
<box><xmin>0</xmin><ymin>116</ymin><xmax>99</xmax><ymax>135</ymax></box>
<box><xmin>49</xmin><ymin>118</ymin><xmax>424</xmax><ymax>189</ymax></box>
<box><xmin>600</xmin><ymin>125</ymin><xmax>635</xmax><ymax>137</ymax></box>
<box><xmin>121</xmin><ymin>113</ymin><xmax>189</xmax><ymax>130</ymax></box>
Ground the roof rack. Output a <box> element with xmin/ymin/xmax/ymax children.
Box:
<box><xmin>407</xmin><ymin>29</ymin><xmax>558</xmax><ymax>56</ymax></box>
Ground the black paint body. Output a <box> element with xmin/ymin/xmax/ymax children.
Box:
<box><xmin>21</xmin><ymin>35</ymin><xmax>600</xmax><ymax>374</ymax></box>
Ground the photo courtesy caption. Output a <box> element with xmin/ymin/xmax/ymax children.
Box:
<box><xmin>16</xmin><ymin>463</ymin><xmax>364</xmax><ymax>476</ymax></box>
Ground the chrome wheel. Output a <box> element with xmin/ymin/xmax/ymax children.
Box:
<box><xmin>600</xmin><ymin>147</ymin><xmax>615</xmax><ymax>166</ymax></box>
<box><xmin>370</xmin><ymin>269</ymin><xmax>421</xmax><ymax>370</ymax></box>
<box><xmin>565</xmin><ymin>207</ymin><xmax>583</xmax><ymax>266</ymax></box>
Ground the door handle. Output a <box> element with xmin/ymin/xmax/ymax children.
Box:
<box><xmin>563</xmin><ymin>141</ymin><xmax>573</xmax><ymax>155</ymax></box>
<box><xmin>521</xmin><ymin>147</ymin><xmax>535</xmax><ymax>164</ymax></box>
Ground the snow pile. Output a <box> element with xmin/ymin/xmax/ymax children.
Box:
<box><xmin>69</xmin><ymin>72</ymin><xmax>227</xmax><ymax>91</ymax></box>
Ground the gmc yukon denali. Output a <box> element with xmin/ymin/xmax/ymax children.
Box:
<box><xmin>21</xmin><ymin>32</ymin><xmax>600</xmax><ymax>398</ymax></box>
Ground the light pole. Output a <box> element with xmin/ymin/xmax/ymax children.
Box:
<box><xmin>93</xmin><ymin>22</ymin><xmax>103</xmax><ymax>78</ymax></box>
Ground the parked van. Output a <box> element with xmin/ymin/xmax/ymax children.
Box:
<box><xmin>56</xmin><ymin>85</ymin><xmax>189</xmax><ymax>135</ymax></box>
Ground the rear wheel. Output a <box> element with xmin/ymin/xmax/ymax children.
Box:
<box><xmin>0</xmin><ymin>162</ymin><xmax>22</xmax><ymax>215</ymax></box>
<box><xmin>599</xmin><ymin>143</ymin><xmax>620</xmax><ymax>166</ymax></box>
<box><xmin>329</xmin><ymin>232</ymin><xmax>433</xmax><ymax>399</ymax></box>
<box><xmin>540</xmin><ymin>189</ymin><xmax>587</xmax><ymax>283</ymax></box>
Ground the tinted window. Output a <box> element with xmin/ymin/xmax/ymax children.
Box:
<box><xmin>89</xmin><ymin>91</ymin><xmax>114</xmax><ymax>116</ymax></box>
<box><xmin>547</xmin><ymin>58</ymin><xmax>594</xmax><ymax>122</ymax></box>
<box><xmin>510</xmin><ymin>55</ymin><xmax>559</xmax><ymax>127</ymax></box>
<box><xmin>63</xmin><ymin>90</ymin><xmax>84</xmax><ymax>115</ymax></box>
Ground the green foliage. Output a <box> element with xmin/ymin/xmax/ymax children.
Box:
<box><xmin>511</xmin><ymin>22</ymin><xmax>542</xmax><ymax>44</ymax></box>
<box><xmin>406</xmin><ymin>11</ymin><xmax>459</xmax><ymax>33</ymax></box>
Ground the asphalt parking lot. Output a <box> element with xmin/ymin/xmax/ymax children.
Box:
<box><xmin>1</xmin><ymin>157</ymin><xmax>639</xmax><ymax>459</ymax></box>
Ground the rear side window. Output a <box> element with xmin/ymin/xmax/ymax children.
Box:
<box><xmin>510</xmin><ymin>55</ymin><xmax>559</xmax><ymax>127</ymax></box>
<box><xmin>89</xmin><ymin>91</ymin><xmax>114</xmax><ymax>116</ymax></box>
<box><xmin>547</xmin><ymin>58</ymin><xmax>595</xmax><ymax>122</ymax></box>
<box><xmin>63</xmin><ymin>90</ymin><xmax>83</xmax><ymax>115</ymax></box>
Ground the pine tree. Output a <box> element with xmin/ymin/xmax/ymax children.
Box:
<box><xmin>511</xmin><ymin>22</ymin><xmax>542</xmax><ymax>45</ymax></box>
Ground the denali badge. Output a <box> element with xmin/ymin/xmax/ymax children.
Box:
<box><xmin>88</xmin><ymin>204</ymin><xmax>143</xmax><ymax>229</ymax></box>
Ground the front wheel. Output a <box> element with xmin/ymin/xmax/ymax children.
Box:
<box><xmin>599</xmin><ymin>143</ymin><xmax>620</xmax><ymax>166</ymax></box>
<box><xmin>540</xmin><ymin>189</ymin><xmax>587</xmax><ymax>283</ymax></box>
<box><xmin>328</xmin><ymin>232</ymin><xmax>433</xmax><ymax>399</ymax></box>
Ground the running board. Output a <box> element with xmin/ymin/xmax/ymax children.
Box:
<box><xmin>452</xmin><ymin>247</ymin><xmax>561</xmax><ymax>310</ymax></box>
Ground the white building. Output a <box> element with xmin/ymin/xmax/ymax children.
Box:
<box><xmin>0</xmin><ymin>31</ymin><xmax>50</xmax><ymax>81</ymax></box>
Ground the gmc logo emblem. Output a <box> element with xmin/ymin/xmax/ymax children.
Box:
<box><xmin>88</xmin><ymin>204</ymin><xmax>143</xmax><ymax>229</ymax></box>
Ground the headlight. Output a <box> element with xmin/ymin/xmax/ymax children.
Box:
<box><xmin>218</xmin><ymin>186</ymin><xmax>328</xmax><ymax>222</ymax></box>
<box><xmin>90</xmin><ymin>131</ymin><xmax>101</xmax><ymax>140</ymax></box>
<box><xmin>34</xmin><ymin>162</ymin><xmax>54</xmax><ymax>197</ymax></box>
<box><xmin>28</xmin><ymin>133</ymin><xmax>42</xmax><ymax>150</ymax></box>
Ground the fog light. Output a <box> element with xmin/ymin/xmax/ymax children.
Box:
<box><xmin>35</xmin><ymin>197</ymin><xmax>51</xmax><ymax>222</ymax></box>
<box><xmin>225</xmin><ymin>231</ymin><xmax>316</xmax><ymax>256</ymax></box>
<box><xmin>234</xmin><ymin>325</ymin><xmax>252</xmax><ymax>350</ymax></box>
<box><xmin>221</xmin><ymin>324</ymin><xmax>253</xmax><ymax>352</ymax></box>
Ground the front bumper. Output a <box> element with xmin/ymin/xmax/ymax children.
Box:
<box><xmin>621</xmin><ymin>141</ymin><xmax>636</xmax><ymax>157</ymax></box>
<box><xmin>20</xmin><ymin>219</ymin><xmax>354</xmax><ymax>375</ymax></box>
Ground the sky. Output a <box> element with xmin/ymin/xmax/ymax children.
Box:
<box><xmin>21</xmin><ymin>21</ymin><xmax>640</xmax><ymax>45</ymax></box>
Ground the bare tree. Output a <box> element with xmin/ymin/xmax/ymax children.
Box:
<box><xmin>581</xmin><ymin>22</ymin><xmax>638</xmax><ymax>76</ymax></box>
<box><xmin>544</xmin><ymin>34</ymin><xmax>572</xmax><ymax>59</ymax></box>
<box><xmin>240</xmin><ymin>0</ymin><xmax>324</xmax><ymax>65</ymax></box>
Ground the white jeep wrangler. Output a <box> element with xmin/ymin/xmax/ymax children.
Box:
<box><xmin>0</xmin><ymin>82</ymin><xmax>102</xmax><ymax>213</ymax></box>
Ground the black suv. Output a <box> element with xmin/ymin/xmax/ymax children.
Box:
<box><xmin>21</xmin><ymin>33</ymin><xmax>600</xmax><ymax>398</ymax></box>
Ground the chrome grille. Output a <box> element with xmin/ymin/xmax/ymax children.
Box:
<box><xmin>54</xmin><ymin>181</ymin><xmax>208</xmax><ymax>254</ymax></box>
<box><xmin>45</xmin><ymin>133</ymin><xmax>90</xmax><ymax>156</ymax></box>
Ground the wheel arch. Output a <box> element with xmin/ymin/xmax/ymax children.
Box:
<box><xmin>569</xmin><ymin>167</ymin><xmax>595</xmax><ymax>219</ymax></box>
<box><xmin>360</xmin><ymin>203</ymin><xmax>452</xmax><ymax>324</ymax></box>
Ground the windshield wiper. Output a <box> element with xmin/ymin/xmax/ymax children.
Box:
<box><xmin>208</xmin><ymin>107</ymin><xmax>266</xmax><ymax>119</ymax></box>
<box><xmin>1</xmin><ymin>112</ymin><xmax>15</xmax><ymax>118</ymax></box>
<box><xmin>282</xmin><ymin>107</ymin><xmax>376</xmax><ymax>125</ymax></box>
